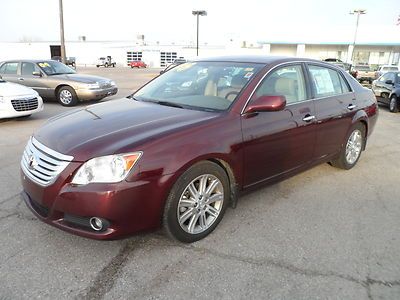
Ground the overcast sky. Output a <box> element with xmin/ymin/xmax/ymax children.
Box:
<box><xmin>1</xmin><ymin>0</ymin><xmax>399</xmax><ymax>44</ymax></box>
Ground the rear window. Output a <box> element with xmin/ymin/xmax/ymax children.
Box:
<box><xmin>382</xmin><ymin>67</ymin><xmax>399</xmax><ymax>72</ymax></box>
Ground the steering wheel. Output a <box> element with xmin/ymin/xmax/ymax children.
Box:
<box><xmin>225</xmin><ymin>91</ymin><xmax>239</xmax><ymax>99</ymax></box>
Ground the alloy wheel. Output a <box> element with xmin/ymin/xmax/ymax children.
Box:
<box><xmin>345</xmin><ymin>129</ymin><xmax>362</xmax><ymax>165</ymax></box>
<box><xmin>59</xmin><ymin>90</ymin><xmax>73</xmax><ymax>105</ymax></box>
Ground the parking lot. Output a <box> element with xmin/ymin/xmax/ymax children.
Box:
<box><xmin>1</xmin><ymin>67</ymin><xmax>399</xmax><ymax>299</ymax></box>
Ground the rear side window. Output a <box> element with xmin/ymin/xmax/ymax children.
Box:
<box><xmin>0</xmin><ymin>62</ymin><xmax>18</xmax><ymax>75</ymax></box>
<box><xmin>254</xmin><ymin>64</ymin><xmax>307</xmax><ymax>104</ymax></box>
<box><xmin>308</xmin><ymin>65</ymin><xmax>349</xmax><ymax>97</ymax></box>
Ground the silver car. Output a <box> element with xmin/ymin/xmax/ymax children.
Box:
<box><xmin>0</xmin><ymin>60</ymin><xmax>118</xmax><ymax>106</ymax></box>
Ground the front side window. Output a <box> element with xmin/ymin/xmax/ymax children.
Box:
<box><xmin>21</xmin><ymin>62</ymin><xmax>41</xmax><ymax>76</ymax></box>
<box><xmin>254</xmin><ymin>64</ymin><xmax>307</xmax><ymax>104</ymax></box>
<box><xmin>308</xmin><ymin>65</ymin><xmax>345</xmax><ymax>97</ymax></box>
<box><xmin>0</xmin><ymin>62</ymin><xmax>18</xmax><ymax>75</ymax></box>
<box><xmin>37</xmin><ymin>61</ymin><xmax>75</xmax><ymax>75</ymax></box>
<box><xmin>134</xmin><ymin>62</ymin><xmax>263</xmax><ymax>111</ymax></box>
<box><xmin>380</xmin><ymin>72</ymin><xmax>395</xmax><ymax>83</ymax></box>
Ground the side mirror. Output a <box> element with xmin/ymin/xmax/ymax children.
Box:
<box><xmin>244</xmin><ymin>95</ymin><xmax>286</xmax><ymax>114</ymax></box>
<box><xmin>385</xmin><ymin>79</ymin><xmax>394</xmax><ymax>85</ymax></box>
<box><xmin>32</xmin><ymin>71</ymin><xmax>42</xmax><ymax>77</ymax></box>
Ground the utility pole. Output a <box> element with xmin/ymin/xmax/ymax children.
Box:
<box><xmin>349</xmin><ymin>9</ymin><xmax>366</xmax><ymax>64</ymax></box>
<box><xmin>59</xmin><ymin>0</ymin><xmax>66</xmax><ymax>63</ymax></box>
<box><xmin>192</xmin><ymin>10</ymin><xmax>207</xmax><ymax>56</ymax></box>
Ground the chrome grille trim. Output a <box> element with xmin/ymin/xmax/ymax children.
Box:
<box><xmin>21</xmin><ymin>137</ymin><xmax>74</xmax><ymax>186</ymax></box>
<box><xmin>11</xmin><ymin>97</ymin><xmax>39</xmax><ymax>112</ymax></box>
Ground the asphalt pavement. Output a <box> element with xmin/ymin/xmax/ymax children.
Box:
<box><xmin>0</xmin><ymin>67</ymin><xmax>399</xmax><ymax>299</ymax></box>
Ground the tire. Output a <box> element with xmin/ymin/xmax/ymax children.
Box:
<box><xmin>163</xmin><ymin>161</ymin><xmax>230</xmax><ymax>243</ymax></box>
<box><xmin>104</xmin><ymin>63</ymin><xmax>108</xmax><ymax>68</ymax></box>
<box><xmin>57</xmin><ymin>86</ymin><xmax>78</xmax><ymax>107</ymax></box>
<box><xmin>331</xmin><ymin>123</ymin><xmax>365</xmax><ymax>170</ymax></box>
<box><xmin>389</xmin><ymin>95</ymin><xmax>399</xmax><ymax>113</ymax></box>
<box><xmin>96</xmin><ymin>65</ymin><xmax>99</xmax><ymax>68</ymax></box>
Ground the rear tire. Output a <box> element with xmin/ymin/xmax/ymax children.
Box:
<box><xmin>57</xmin><ymin>86</ymin><xmax>78</xmax><ymax>107</ymax></box>
<box><xmin>389</xmin><ymin>95</ymin><xmax>399</xmax><ymax>113</ymax></box>
<box><xmin>331</xmin><ymin>123</ymin><xmax>365</xmax><ymax>170</ymax></box>
<box><xmin>163</xmin><ymin>161</ymin><xmax>230</xmax><ymax>243</ymax></box>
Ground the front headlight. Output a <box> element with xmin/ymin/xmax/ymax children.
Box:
<box><xmin>82</xmin><ymin>82</ymin><xmax>100</xmax><ymax>89</ymax></box>
<box><xmin>110</xmin><ymin>80</ymin><xmax>116</xmax><ymax>86</ymax></box>
<box><xmin>71</xmin><ymin>152</ymin><xmax>142</xmax><ymax>185</ymax></box>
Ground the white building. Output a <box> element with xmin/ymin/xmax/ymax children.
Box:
<box><xmin>0</xmin><ymin>40</ymin><xmax>399</xmax><ymax>68</ymax></box>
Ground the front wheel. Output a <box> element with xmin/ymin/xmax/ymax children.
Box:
<box><xmin>57</xmin><ymin>86</ymin><xmax>78</xmax><ymax>107</ymax></box>
<box><xmin>163</xmin><ymin>161</ymin><xmax>230</xmax><ymax>243</ymax></box>
<box><xmin>389</xmin><ymin>96</ymin><xmax>399</xmax><ymax>113</ymax></box>
<box><xmin>331</xmin><ymin>124</ymin><xmax>365</xmax><ymax>170</ymax></box>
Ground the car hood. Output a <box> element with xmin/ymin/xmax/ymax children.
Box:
<box><xmin>34</xmin><ymin>98</ymin><xmax>219</xmax><ymax>161</ymax></box>
<box><xmin>51</xmin><ymin>73</ymin><xmax>111</xmax><ymax>84</ymax></box>
<box><xmin>0</xmin><ymin>81</ymin><xmax>37</xmax><ymax>97</ymax></box>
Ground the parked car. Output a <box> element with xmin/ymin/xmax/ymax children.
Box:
<box><xmin>0</xmin><ymin>77</ymin><xmax>43</xmax><ymax>119</ymax></box>
<box><xmin>51</xmin><ymin>56</ymin><xmax>76</xmax><ymax>68</ymax></box>
<box><xmin>129</xmin><ymin>61</ymin><xmax>147</xmax><ymax>68</ymax></box>
<box><xmin>96</xmin><ymin>56</ymin><xmax>116</xmax><ymax>68</ymax></box>
<box><xmin>0</xmin><ymin>60</ymin><xmax>117</xmax><ymax>106</ymax></box>
<box><xmin>20</xmin><ymin>56</ymin><xmax>378</xmax><ymax>243</ymax></box>
<box><xmin>372</xmin><ymin>71</ymin><xmax>400</xmax><ymax>112</ymax></box>
<box><xmin>352</xmin><ymin>65</ymin><xmax>375</xmax><ymax>83</ymax></box>
<box><xmin>375</xmin><ymin>65</ymin><xmax>400</xmax><ymax>79</ymax></box>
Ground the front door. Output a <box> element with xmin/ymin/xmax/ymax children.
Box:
<box><xmin>241</xmin><ymin>64</ymin><xmax>316</xmax><ymax>187</ymax></box>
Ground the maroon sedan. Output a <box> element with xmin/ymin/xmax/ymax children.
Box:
<box><xmin>20</xmin><ymin>56</ymin><xmax>378</xmax><ymax>243</ymax></box>
<box><xmin>129</xmin><ymin>60</ymin><xmax>147</xmax><ymax>68</ymax></box>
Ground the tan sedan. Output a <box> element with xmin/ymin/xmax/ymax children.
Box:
<box><xmin>0</xmin><ymin>60</ymin><xmax>118</xmax><ymax>106</ymax></box>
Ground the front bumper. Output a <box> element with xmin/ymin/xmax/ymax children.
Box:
<box><xmin>76</xmin><ymin>87</ymin><xmax>118</xmax><ymax>101</ymax></box>
<box><xmin>21</xmin><ymin>166</ymin><xmax>173</xmax><ymax>240</ymax></box>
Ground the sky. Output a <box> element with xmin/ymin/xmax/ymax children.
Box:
<box><xmin>0</xmin><ymin>0</ymin><xmax>399</xmax><ymax>45</ymax></box>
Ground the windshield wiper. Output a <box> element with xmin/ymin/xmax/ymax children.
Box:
<box><xmin>155</xmin><ymin>101</ymin><xmax>184</xmax><ymax>109</ymax></box>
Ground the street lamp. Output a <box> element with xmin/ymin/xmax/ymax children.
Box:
<box><xmin>59</xmin><ymin>0</ymin><xmax>66</xmax><ymax>63</ymax></box>
<box><xmin>192</xmin><ymin>10</ymin><xmax>207</xmax><ymax>56</ymax></box>
<box><xmin>349</xmin><ymin>9</ymin><xmax>366</xmax><ymax>64</ymax></box>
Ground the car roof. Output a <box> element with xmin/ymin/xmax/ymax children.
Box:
<box><xmin>193</xmin><ymin>55</ymin><xmax>328</xmax><ymax>65</ymax></box>
<box><xmin>0</xmin><ymin>59</ymin><xmax>54</xmax><ymax>64</ymax></box>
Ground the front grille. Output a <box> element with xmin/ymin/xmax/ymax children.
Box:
<box><xmin>11</xmin><ymin>97</ymin><xmax>38</xmax><ymax>112</ymax></box>
<box><xmin>21</xmin><ymin>137</ymin><xmax>73</xmax><ymax>186</ymax></box>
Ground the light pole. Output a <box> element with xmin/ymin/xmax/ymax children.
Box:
<box><xmin>192</xmin><ymin>10</ymin><xmax>207</xmax><ymax>56</ymax></box>
<box><xmin>59</xmin><ymin>0</ymin><xmax>66</xmax><ymax>63</ymax></box>
<box><xmin>349</xmin><ymin>9</ymin><xmax>366</xmax><ymax>64</ymax></box>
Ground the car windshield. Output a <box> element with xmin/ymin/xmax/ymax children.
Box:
<box><xmin>38</xmin><ymin>61</ymin><xmax>75</xmax><ymax>75</ymax></box>
<box><xmin>134</xmin><ymin>61</ymin><xmax>263</xmax><ymax>111</ymax></box>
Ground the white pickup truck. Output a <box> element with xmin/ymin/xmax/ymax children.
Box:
<box><xmin>96</xmin><ymin>56</ymin><xmax>116</xmax><ymax>68</ymax></box>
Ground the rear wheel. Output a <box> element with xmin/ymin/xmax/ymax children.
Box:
<box><xmin>389</xmin><ymin>95</ymin><xmax>399</xmax><ymax>113</ymax></box>
<box><xmin>57</xmin><ymin>86</ymin><xmax>78</xmax><ymax>107</ymax></box>
<box><xmin>331</xmin><ymin>123</ymin><xmax>365</xmax><ymax>170</ymax></box>
<box><xmin>163</xmin><ymin>161</ymin><xmax>229</xmax><ymax>243</ymax></box>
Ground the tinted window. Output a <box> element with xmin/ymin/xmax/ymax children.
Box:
<box><xmin>37</xmin><ymin>61</ymin><xmax>75</xmax><ymax>75</ymax></box>
<box><xmin>1</xmin><ymin>62</ymin><xmax>18</xmax><ymax>75</ymax></box>
<box><xmin>254</xmin><ymin>65</ymin><xmax>307</xmax><ymax>104</ymax></box>
<box><xmin>21</xmin><ymin>62</ymin><xmax>40</xmax><ymax>76</ymax></box>
<box><xmin>308</xmin><ymin>65</ymin><xmax>346</xmax><ymax>97</ymax></box>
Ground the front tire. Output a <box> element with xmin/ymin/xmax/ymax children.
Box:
<box><xmin>389</xmin><ymin>95</ymin><xmax>399</xmax><ymax>113</ymax></box>
<box><xmin>163</xmin><ymin>161</ymin><xmax>230</xmax><ymax>243</ymax></box>
<box><xmin>331</xmin><ymin>123</ymin><xmax>365</xmax><ymax>170</ymax></box>
<box><xmin>57</xmin><ymin>86</ymin><xmax>78</xmax><ymax>107</ymax></box>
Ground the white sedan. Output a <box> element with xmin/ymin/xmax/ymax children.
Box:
<box><xmin>0</xmin><ymin>78</ymin><xmax>43</xmax><ymax>119</ymax></box>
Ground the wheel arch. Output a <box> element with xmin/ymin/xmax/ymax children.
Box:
<box><xmin>55</xmin><ymin>84</ymin><xmax>74</xmax><ymax>98</ymax></box>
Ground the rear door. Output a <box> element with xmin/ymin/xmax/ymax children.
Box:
<box><xmin>0</xmin><ymin>62</ymin><xmax>20</xmax><ymax>84</ymax></box>
<box><xmin>306</xmin><ymin>64</ymin><xmax>357</xmax><ymax>159</ymax></box>
<box><xmin>241</xmin><ymin>64</ymin><xmax>316</xmax><ymax>187</ymax></box>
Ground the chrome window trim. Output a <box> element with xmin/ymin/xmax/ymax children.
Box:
<box><xmin>241</xmin><ymin>60</ymin><xmax>357</xmax><ymax>114</ymax></box>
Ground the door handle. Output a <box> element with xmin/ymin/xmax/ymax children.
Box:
<box><xmin>18</xmin><ymin>77</ymin><xmax>24</xmax><ymax>81</ymax></box>
<box><xmin>302</xmin><ymin>115</ymin><xmax>315</xmax><ymax>122</ymax></box>
<box><xmin>347</xmin><ymin>104</ymin><xmax>357</xmax><ymax>110</ymax></box>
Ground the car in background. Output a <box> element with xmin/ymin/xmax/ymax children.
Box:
<box><xmin>96</xmin><ymin>56</ymin><xmax>116</xmax><ymax>68</ymax></box>
<box><xmin>372</xmin><ymin>71</ymin><xmax>400</xmax><ymax>112</ymax></box>
<box><xmin>129</xmin><ymin>61</ymin><xmax>147</xmax><ymax>68</ymax></box>
<box><xmin>0</xmin><ymin>77</ymin><xmax>43</xmax><ymax>119</ymax></box>
<box><xmin>352</xmin><ymin>65</ymin><xmax>375</xmax><ymax>83</ymax></box>
<box><xmin>51</xmin><ymin>56</ymin><xmax>76</xmax><ymax>68</ymax></box>
<box><xmin>20</xmin><ymin>56</ymin><xmax>378</xmax><ymax>243</ymax></box>
<box><xmin>375</xmin><ymin>65</ymin><xmax>399</xmax><ymax>79</ymax></box>
<box><xmin>0</xmin><ymin>60</ymin><xmax>117</xmax><ymax>106</ymax></box>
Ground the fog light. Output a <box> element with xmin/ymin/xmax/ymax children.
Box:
<box><xmin>90</xmin><ymin>217</ymin><xmax>104</xmax><ymax>231</ymax></box>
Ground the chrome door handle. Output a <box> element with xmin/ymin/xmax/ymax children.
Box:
<box><xmin>347</xmin><ymin>104</ymin><xmax>357</xmax><ymax>110</ymax></box>
<box><xmin>302</xmin><ymin>115</ymin><xmax>315</xmax><ymax>122</ymax></box>
<box><xmin>18</xmin><ymin>77</ymin><xmax>24</xmax><ymax>81</ymax></box>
